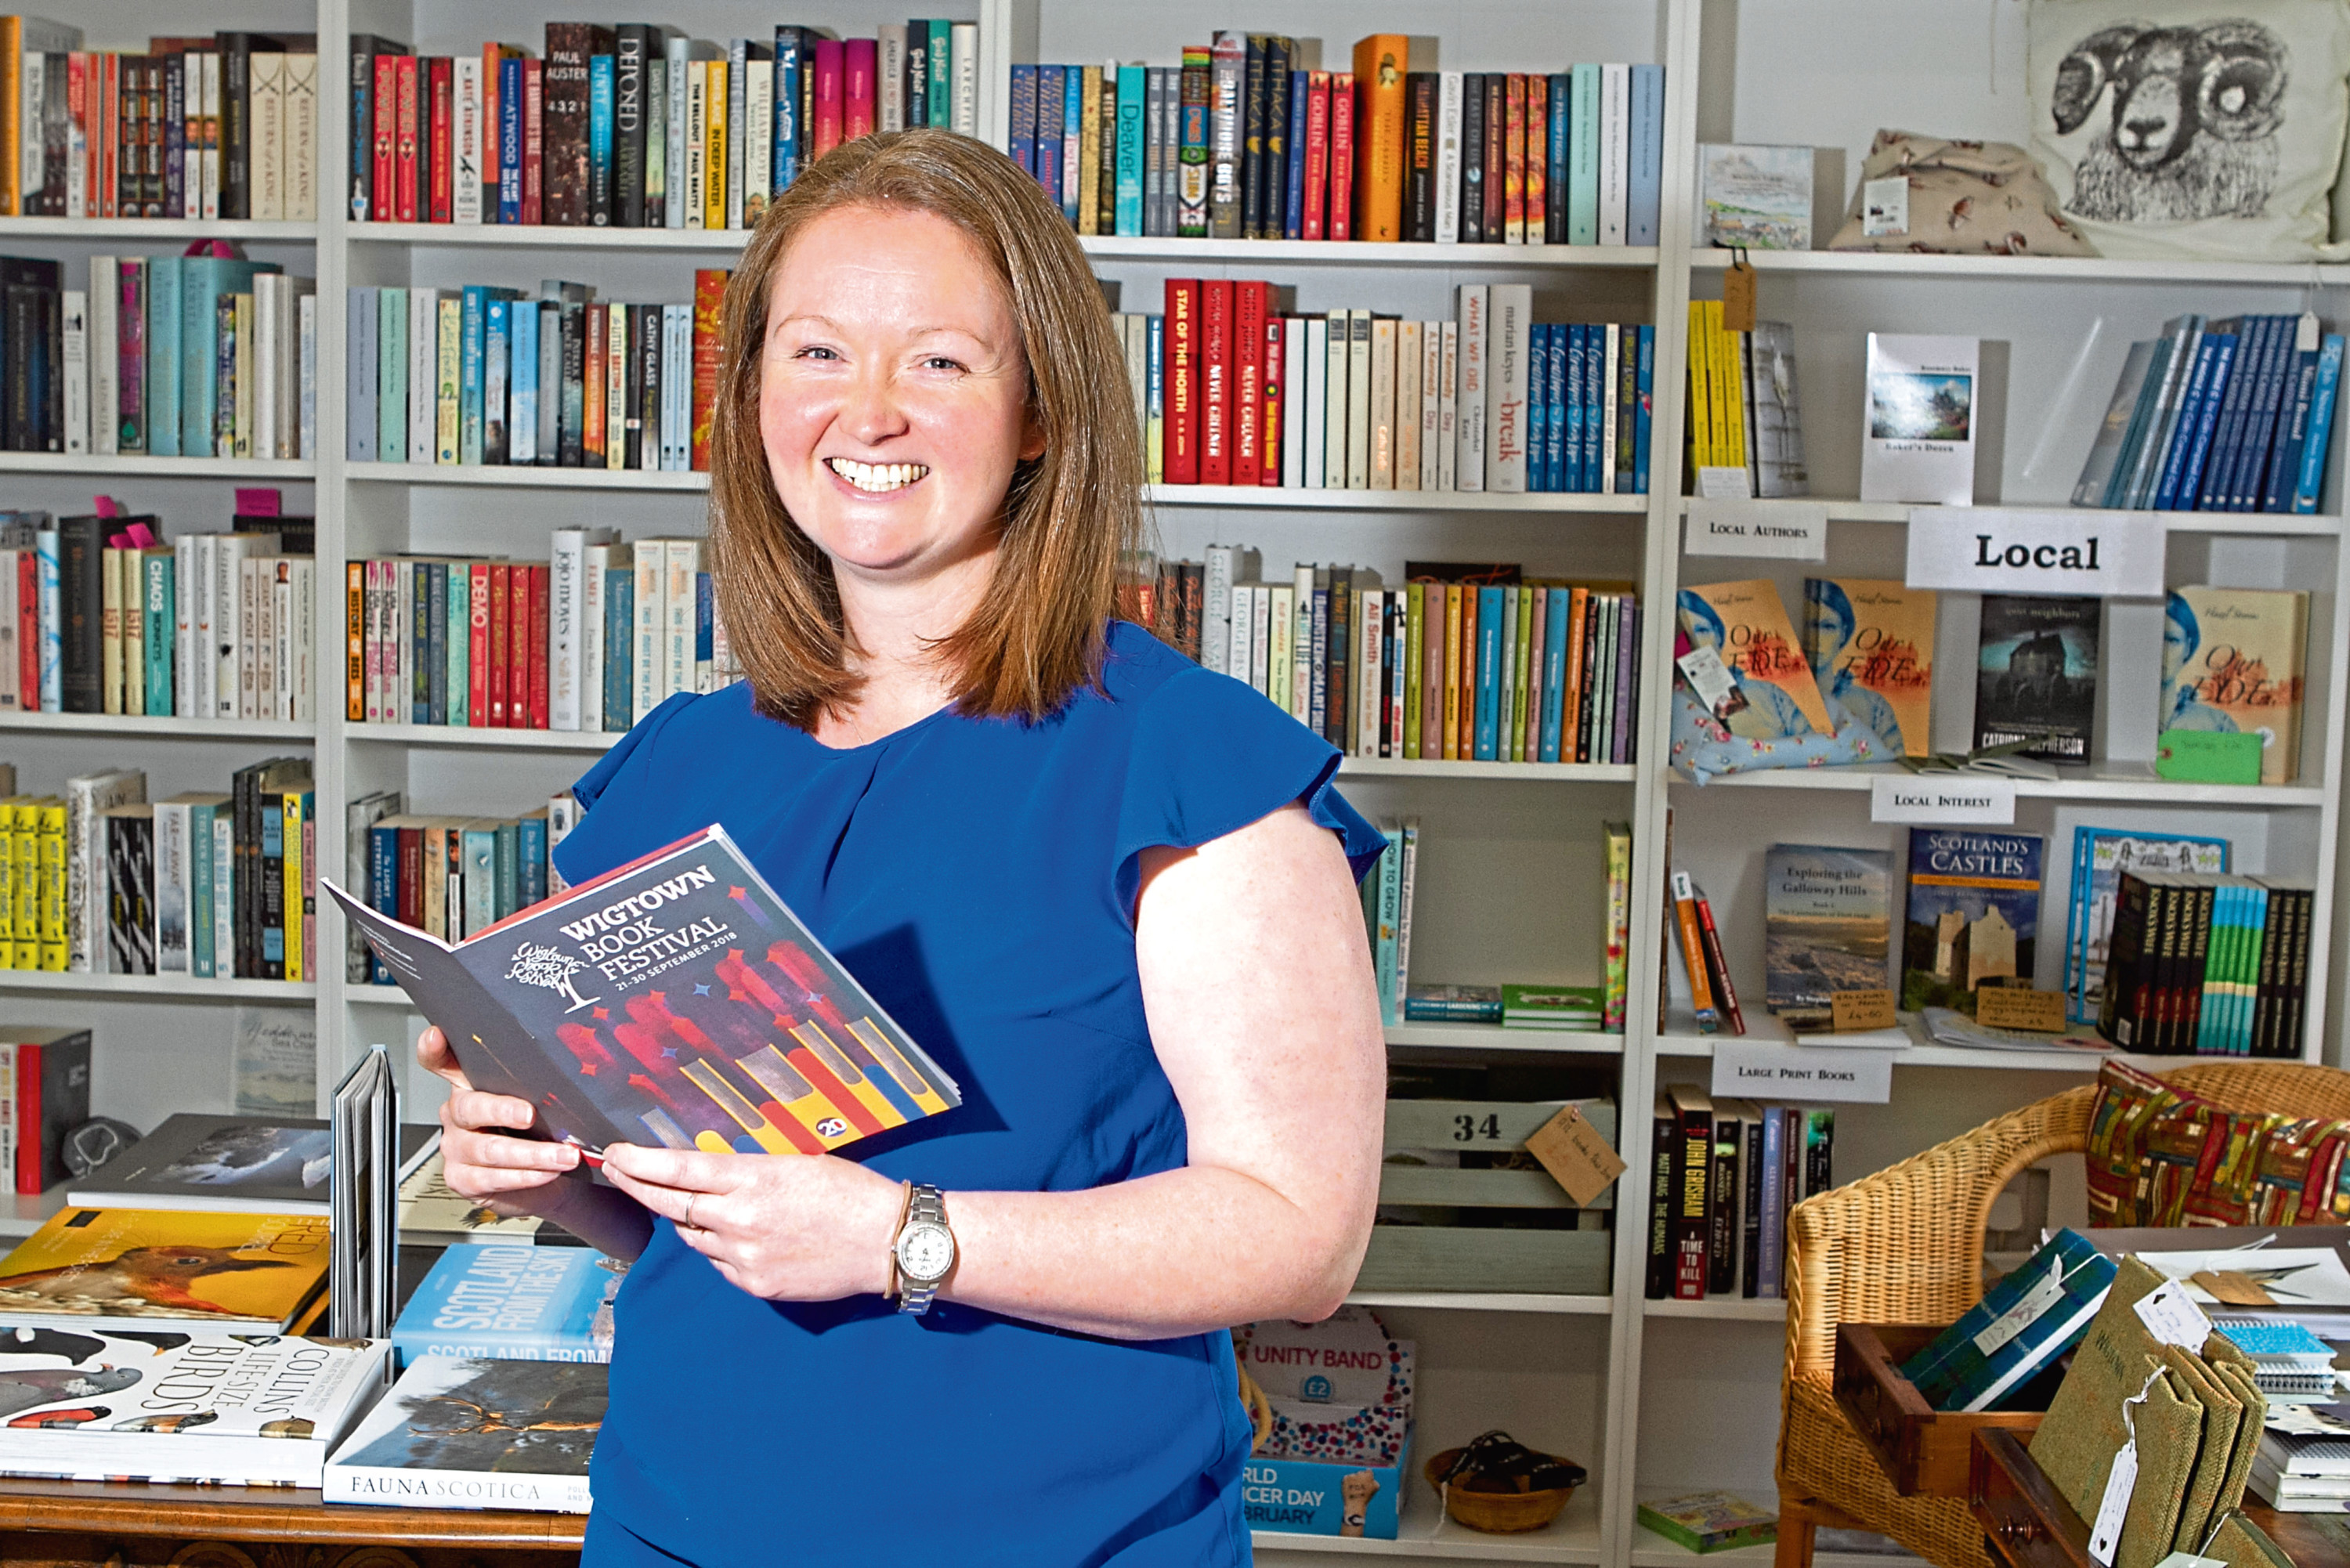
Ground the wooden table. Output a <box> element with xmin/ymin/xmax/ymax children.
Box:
<box><xmin>0</xmin><ymin>1475</ymin><xmax>584</xmax><ymax>1566</ymax></box>
<box><xmin>1969</xmin><ymin>1429</ymin><xmax>2350</xmax><ymax>1568</ymax></box>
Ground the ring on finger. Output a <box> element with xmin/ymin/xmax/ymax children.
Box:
<box><xmin>683</xmin><ymin>1193</ymin><xmax>698</xmax><ymax>1230</ymax></box>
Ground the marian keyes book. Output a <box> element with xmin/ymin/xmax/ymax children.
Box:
<box><xmin>325</xmin><ymin>1353</ymin><xmax>604</xmax><ymax>1513</ymax></box>
<box><xmin>324</xmin><ymin>826</ymin><xmax>961</xmax><ymax>1162</ymax></box>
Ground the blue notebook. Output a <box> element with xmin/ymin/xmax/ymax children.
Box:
<box><xmin>1900</xmin><ymin>1227</ymin><xmax>2117</xmax><ymax>1412</ymax></box>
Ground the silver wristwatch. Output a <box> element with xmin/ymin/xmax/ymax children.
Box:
<box><xmin>892</xmin><ymin>1183</ymin><xmax>956</xmax><ymax>1315</ymax></box>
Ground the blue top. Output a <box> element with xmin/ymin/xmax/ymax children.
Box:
<box><xmin>554</xmin><ymin>620</ymin><xmax>1384</xmax><ymax>1567</ymax></box>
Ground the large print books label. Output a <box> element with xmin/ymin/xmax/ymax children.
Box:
<box><xmin>326</xmin><ymin>824</ymin><xmax>961</xmax><ymax>1159</ymax></box>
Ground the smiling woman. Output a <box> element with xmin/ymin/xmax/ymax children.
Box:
<box><xmin>414</xmin><ymin>129</ymin><xmax>1390</xmax><ymax>1568</ymax></box>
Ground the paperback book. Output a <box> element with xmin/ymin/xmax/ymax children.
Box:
<box><xmin>1975</xmin><ymin>595</ymin><xmax>2099</xmax><ymax>762</ymax></box>
<box><xmin>0</xmin><ymin>1327</ymin><xmax>389</xmax><ymax>1487</ymax></box>
<box><xmin>67</xmin><ymin>1114</ymin><xmax>437</xmax><ymax>1215</ymax></box>
<box><xmin>2063</xmin><ymin>829</ymin><xmax>2229</xmax><ymax>1026</ymax></box>
<box><xmin>324</xmin><ymin>1353</ymin><xmax>603</xmax><ymax>1512</ymax></box>
<box><xmin>1763</xmin><ymin>846</ymin><xmax>1892</xmax><ymax>1032</ymax></box>
<box><xmin>2160</xmin><ymin>587</ymin><xmax>2309</xmax><ymax>786</ymax></box>
<box><xmin>1697</xmin><ymin>145</ymin><xmax>1811</xmax><ymax>250</ymax></box>
<box><xmin>1900</xmin><ymin>1227</ymin><xmax>2117</xmax><ymax>1412</ymax></box>
<box><xmin>1802</xmin><ymin>579</ymin><xmax>1935</xmax><ymax>757</ymax></box>
<box><xmin>325</xmin><ymin>825</ymin><xmax>961</xmax><ymax>1160</ymax></box>
<box><xmin>1677</xmin><ymin>579</ymin><xmax>1833</xmax><ymax>740</ymax></box>
<box><xmin>1860</xmin><ymin>334</ymin><xmax>1977</xmax><ymax>504</ymax></box>
<box><xmin>0</xmin><ymin>1209</ymin><xmax>331</xmax><ymax>1332</ymax></box>
<box><xmin>1901</xmin><ymin>830</ymin><xmax>2045</xmax><ymax>1017</ymax></box>
<box><xmin>400</xmin><ymin>1152</ymin><xmax>544</xmax><ymax>1245</ymax></box>
<box><xmin>392</xmin><ymin>1244</ymin><xmax>624</xmax><ymax>1365</ymax></box>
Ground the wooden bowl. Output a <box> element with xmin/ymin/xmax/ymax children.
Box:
<box><xmin>1423</xmin><ymin>1447</ymin><xmax>1582</xmax><ymax>1534</ymax></box>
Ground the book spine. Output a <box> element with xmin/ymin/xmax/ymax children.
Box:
<box><xmin>1644</xmin><ymin>1094</ymin><xmax>1674</xmax><ymax>1300</ymax></box>
<box><xmin>1694</xmin><ymin>888</ymin><xmax>1743</xmax><ymax>1035</ymax></box>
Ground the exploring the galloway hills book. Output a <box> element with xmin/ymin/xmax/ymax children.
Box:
<box><xmin>1902</xmin><ymin>830</ymin><xmax>2045</xmax><ymax>1017</ymax></box>
<box><xmin>324</xmin><ymin>826</ymin><xmax>961</xmax><ymax>1162</ymax></box>
<box><xmin>1763</xmin><ymin>845</ymin><xmax>1892</xmax><ymax>1031</ymax></box>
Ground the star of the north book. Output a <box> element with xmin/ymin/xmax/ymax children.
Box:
<box><xmin>324</xmin><ymin>825</ymin><xmax>961</xmax><ymax>1160</ymax></box>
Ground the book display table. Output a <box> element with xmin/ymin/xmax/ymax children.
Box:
<box><xmin>0</xmin><ymin>1476</ymin><xmax>583</xmax><ymax>1566</ymax></box>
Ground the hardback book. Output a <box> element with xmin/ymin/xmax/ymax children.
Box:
<box><xmin>324</xmin><ymin>1353</ymin><xmax>602</xmax><ymax>1512</ymax></box>
<box><xmin>1636</xmin><ymin>1492</ymin><xmax>1778</xmax><ymax>1554</ymax></box>
<box><xmin>1499</xmin><ymin>984</ymin><xmax>1603</xmax><ymax>1031</ymax></box>
<box><xmin>0</xmin><ymin>1208</ymin><xmax>330</xmax><ymax>1331</ymax></box>
<box><xmin>1697</xmin><ymin>144</ymin><xmax>1811</xmax><ymax>249</ymax></box>
<box><xmin>325</xmin><ymin>824</ymin><xmax>961</xmax><ymax>1160</ymax></box>
<box><xmin>1677</xmin><ymin>579</ymin><xmax>1834</xmax><ymax>740</ymax></box>
<box><xmin>1901</xmin><ymin>829</ymin><xmax>2045</xmax><ymax>1017</ymax></box>
<box><xmin>68</xmin><ymin>1114</ymin><xmax>437</xmax><ymax>1215</ymax></box>
<box><xmin>0</xmin><ymin>1328</ymin><xmax>389</xmax><ymax>1487</ymax></box>
<box><xmin>1763</xmin><ymin>845</ymin><xmax>1892</xmax><ymax>1032</ymax></box>
<box><xmin>2160</xmin><ymin>587</ymin><xmax>2308</xmax><ymax>786</ymax></box>
<box><xmin>1802</xmin><ymin>579</ymin><xmax>1934</xmax><ymax>757</ymax></box>
<box><xmin>2064</xmin><ymin>829</ymin><xmax>2229</xmax><ymax>1026</ymax></box>
<box><xmin>392</xmin><ymin>1243</ymin><xmax>623</xmax><ymax>1365</ymax></box>
<box><xmin>1668</xmin><ymin>1085</ymin><xmax>1712</xmax><ymax>1300</ymax></box>
<box><xmin>1975</xmin><ymin>595</ymin><xmax>2099</xmax><ymax>762</ymax></box>
<box><xmin>1860</xmin><ymin>333</ymin><xmax>1977</xmax><ymax>505</ymax></box>
<box><xmin>1900</xmin><ymin>1227</ymin><xmax>2118</xmax><ymax>1411</ymax></box>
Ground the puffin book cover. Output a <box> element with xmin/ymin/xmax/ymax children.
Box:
<box><xmin>324</xmin><ymin>1353</ymin><xmax>605</xmax><ymax>1513</ymax></box>
<box><xmin>0</xmin><ymin>1209</ymin><xmax>332</xmax><ymax>1332</ymax></box>
<box><xmin>322</xmin><ymin>824</ymin><xmax>962</xmax><ymax>1162</ymax></box>
<box><xmin>0</xmin><ymin>1326</ymin><xmax>390</xmax><ymax>1487</ymax></box>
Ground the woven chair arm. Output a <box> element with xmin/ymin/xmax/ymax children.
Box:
<box><xmin>1783</xmin><ymin>1084</ymin><xmax>2098</xmax><ymax>1385</ymax></box>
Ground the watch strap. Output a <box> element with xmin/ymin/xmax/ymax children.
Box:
<box><xmin>895</xmin><ymin>1183</ymin><xmax>952</xmax><ymax>1316</ymax></box>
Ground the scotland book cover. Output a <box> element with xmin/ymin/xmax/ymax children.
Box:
<box><xmin>324</xmin><ymin>826</ymin><xmax>961</xmax><ymax>1160</ymax></box>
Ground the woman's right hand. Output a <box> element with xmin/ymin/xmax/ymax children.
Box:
<box><xmin>416</xmin><ymin>1025</ymin><xmax>583</xmax><ymax>1205</ymax></box>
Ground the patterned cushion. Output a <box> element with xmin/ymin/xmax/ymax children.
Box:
<box><xmin>2084</xmin><ymin>1060</ymin><xmax>2350</xmax><ymax>1227</ymax></box>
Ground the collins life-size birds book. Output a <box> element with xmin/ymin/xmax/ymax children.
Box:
<box><xmin>0</xmin><ymin>1209</ymin><xmax>332</xmax><ymax>1332</ymax></box>
<box><xmin>324</xmin><ymin>824</ymin><xmax>961</xmax><ymax>1162</ymax></box>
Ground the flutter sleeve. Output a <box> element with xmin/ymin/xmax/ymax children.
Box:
<box><xmin>1111</xmin><ymin>667</ymin><xmax>1388</xmax><ymax>920</ymax></box>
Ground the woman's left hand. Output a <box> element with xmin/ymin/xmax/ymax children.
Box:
<box><xmin>598</xmin><ymin>1143</ymin><xmax>907</xmax><ymax>1302</ymax></box>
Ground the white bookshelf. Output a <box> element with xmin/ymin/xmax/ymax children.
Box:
<box><xmin>9</xmin><ymin>0</ymin><xmax>2348</xmax><ymax>1564</ymax></box>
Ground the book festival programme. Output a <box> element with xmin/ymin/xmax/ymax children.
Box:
<box><xmin>15</xmin><ymin>2</ymin><xmax>2350</xmax><ymax>1565</ymax></box>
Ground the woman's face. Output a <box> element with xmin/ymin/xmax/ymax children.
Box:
<box><xmin>757</xmin><ymin>204</ymin><xmax>1044</xmax><ymax>591</ymax></box>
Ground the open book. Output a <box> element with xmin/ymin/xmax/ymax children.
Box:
<box><xmin>323</xmin><ymin>825</ymin><xmax>960</xmax><ymax>1159</ymax></box>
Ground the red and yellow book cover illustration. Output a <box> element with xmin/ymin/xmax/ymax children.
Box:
<box><xmin>1676</xmin><ymin>578</ymin><xmax>1834</xmax><ymax>741</ymax></box>
<box><xmin>0</xmin><ymin>1208</ymin><xmax>331</xmax><ymax>1329</ymax></box>
<box><xmin>325</xmin><ymin>826</ymin><xmax>961</xmax><ymax>1162</ymax></box>
<box><xmin>689</xmin><ymin>267</ymin><xmax>728</xmax><ymax>471</ymax></box>
<box><xmin>1802</xmin><ymin>577</ymin><xmax>1936</xmax><ymax>758</ymax></box>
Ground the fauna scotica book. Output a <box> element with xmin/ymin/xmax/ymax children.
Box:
<box><xmin>324</xmin><ymin>1353</ymin><xmax>604</xmax><ymax>1512</ymax></box>
<box><xmin>323</xmin><ymin>825</ymin><xmax>962</xmax><ymax>1162</ymax></box>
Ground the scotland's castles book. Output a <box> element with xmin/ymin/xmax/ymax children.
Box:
<box><xmin>324</xmin><ymin>826</ymin><xmax>961</xmax><ymax>1160</ymax></box>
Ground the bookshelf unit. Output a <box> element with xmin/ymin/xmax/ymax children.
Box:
<box><xmin>6</xmin><ymin>1</ymin><xmax>2345</xmax><ymax>1566</ymax></box>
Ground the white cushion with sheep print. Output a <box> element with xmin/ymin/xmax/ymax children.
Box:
<box><xmin>2028</xmin><ymin>0</ymin><xmax>2350</xmax><ymax>259</ymax></box>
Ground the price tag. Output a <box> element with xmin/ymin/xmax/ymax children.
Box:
<box><xmin>1676</xmin><ymin>644</ymin><xmax>1742</xmax><ymax>717</ymax></box>
<box><xmin>1524</xmin><ymin>1104</ymin><xmax>1629</xmax><ymax>1206</ymax></box>
<box><xmin>2155</xmin><ymin>1555</ymin><xmax>2226</xmax><ymax>1568</ymax></box>
<box><xmin>2189</xmin><ymin>1269</ymin><xmax>2277</xmax><ymax>1306</ymax></box>
<box><xmin>1862</xmin><ymin>175</ymin><xmax>1908</xmax><ymax>237</ymax></box>
<box><xmin>1830</xmin><ymin>990</ymin><xmax>1897</xmax><ymax>1032</ymax></box>
<box><xmin>2088</xmin><ymin>1440</ymin><xmax>2138</xmax><ymax>1567</ymax></box>
<box><xmin>2135</xmin><ymin>1279</ymin><xmax>2214</xmax><ymax>1349</ymax></box>
<box><xmin>1696</xmin><ymin>466</ymin><xmax>1753</xmax><ymax>500</ymax></box>
<box><xmin>1973</xmin><ymin>1261</ymin><xmax>2067</xmax><ymax>1355</ymax></box>
<box><xmin>1974</xmin><ymin>988</ymin><xmax>2069</xmax><ymax>1033</ymax></box>
<box><xmin>1722</xmin><ymin>254</ymin><xmax>1758</xmax><ymax>333</ymax></box>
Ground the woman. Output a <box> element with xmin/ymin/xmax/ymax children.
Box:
<box><xmin>416</xmin><ymin>128</ymin><xmax>1389</xmax><ymax>1566</ymax></box>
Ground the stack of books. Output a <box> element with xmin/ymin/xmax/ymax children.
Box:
<box><xmin>0</xmin><ymin>1026</ymin><xmax>90</xmax><ymax>1193</ymax></box>
<box><xmin>1117</xmin><ymin>282</ymin><xmax>1654</xmax><ymax>494</ymax></box>
<box><xmin>2096</xmin><ymin>870</ymin><xmax>2319</xmax><ymax>1057</ymax></box>
<box><xmin>1015</xmin><ymin>42</ymin><xmax>1665</xmax><ymax>245</ymax></box>
<box><xmin>0</xmin><ymin>504</ymin><xmax>320</xmax><ymax>721</ymax></box>
<box><xmin>1132</xmin><ymin>550</ymin><xmax>1640</xmax><ymax>765</ymax></box>
<box><xmin>1898</xmin><ymin>1228</ymin><xmax>2119</xmax><ymax>1411</ymax></box>
<box><xmin>349</xmin><ymin>272</ymin><xmax>727</xmax><ymax>472</ymax></box>
<box><xmin>349</xmin><ymin>21</ymin><xmax>983</xmax><ymax>229</ymax></box>
<box><xmin>2073</xmin><ymin>311</ymin><xmax>2343</xmax><ymax>515</ymax></box>
<box><xmin>1683</xmin><ymin>303</ymin><xmax>1808</xmax><ymax>499</ymax></box>
<box><xmin>2</xmin><ymin>24</ymin><xmax>319</xmax><ymax>219</ymax></box>
<box><xmin>2247</xmin><ymin>1401</ymin><xmax>2350</xmax><ymax>1512</ymax></box>
<box><xmin>1644</xmin><ymin>1089</ymin><xmax>1834</xmax><ymax>1301</ymax></box>
<box><xmin>347</xmin><ymin>533</ymin><xmax>742</xmax><ymax>734</ymax></box>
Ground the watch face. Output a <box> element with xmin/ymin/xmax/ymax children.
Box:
<box><xmin>898</xmin><ymin>1223</ymin><xmax>954</xmax><ymax>1281</ymax></box>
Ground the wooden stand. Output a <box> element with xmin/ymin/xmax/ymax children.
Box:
<box><xmin>0</xmin><ymin>1476</ymin><xmax>584</xmax><ymax>1566</ymax></box>
<box><xmin>1833</xmin><ymin>1324</ymin><xmax>2048</xmax><ymax>1498</ymax></box>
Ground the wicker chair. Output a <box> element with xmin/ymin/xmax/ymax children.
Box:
<box><xmin>1773</xmin><ymin>1061</ymin><xmax>2350</xmax><ymax>1568</ymax></box>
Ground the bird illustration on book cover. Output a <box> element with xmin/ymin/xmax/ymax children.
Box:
<box><xmin>326</xmin><ymin>826</ymin><xmax>961</xmax><ymax>1163</ymax></box>
<box><xmin>0</xmin><ymin>1210</ymin><xmax>329</xmax><ymax>1323</ymax></box>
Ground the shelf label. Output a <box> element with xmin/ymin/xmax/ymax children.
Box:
<box><xmin>1869</xmin><ymin>775</ymin><xmax>2017</xmax><ymax>825</ymax></box>
<box><xmin>1686</xmin><ymin>500</ymin><xmax>1828</xmax><ymax>560</ymax></box>
<box><xmin>1904</xmin><ymin>508</ymin><xmax>2164</xmax><ymax>598</ymax></box>
<box><xmin>1710</xmin><ymin>1042</ymin><xmax>1893</xmax><ymax>1104</ymax></box>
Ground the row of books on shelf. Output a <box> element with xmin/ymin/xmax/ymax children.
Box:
<box><xmin>350</xmin><ymin>20</ymin><xmax>983</xmax><ymax>229</ymax></box>
<box><xmin>349</xmin><ymin>533</ymin><xmax>741</xmax><ymax>732</ymax></box>
<box><xmin>3</xmin><ymin>23</ymin><xmax>317</xmax><ymax>220</ymax></box>
<box><xmin>1683</xmin><ymin>575</ymin><xmax>2308</xmax><ymax>782</ymax></box>
<box><xmin>2073</xmin><ymin>311</ymin><xmax>2346</xmax><ymax>515</ymax></box>
<box><xmin>1121</xmin><ymin>282</ymin><xmax>1653</xmax><ymax>494</ymax></box>
<box><xmin>0</xmin><ymin>500</ymin><xmax>317</xmax><ymax>721</ymax></box>
<box><xmin>1683</xmin><ymin>306</ymin><xmax>1807</xmax><ymax>499</ymax></box>
<box><xmin>1011</xmin><ymin>44</ymin><xmax>1665</xmax><ymax>246</ymax></box>
<box><xmin>1676</xmin><ymin>826</ymin><xmax>2316</xmax><ymax>1057</ymax></box>
<box><xmin>349</xmin><ymin>273</ymin><xmax>726</xmax><ymax>471</ymax></box>
<box><xmin>1643</xmin><ymin>1088</ymin><xmax>1832</xmax><ymax>1301</ymax></box>
<box><xmin>34</xmin><ymin>253</ymin><xmax>316</xmax><ymax>461</ymax></box>
<box><xmin>345</xmin><ymin>793</ymin><xmax>570</xmax><ymax>986</ymax></box>
<box><xmin>1133</xmin><ymin>550</ymin><xmax>1643</xmax><ymax>764</ymax></box>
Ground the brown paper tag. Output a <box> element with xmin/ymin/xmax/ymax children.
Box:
<box><xmin>2191</xmin><ymin>1270</ymin><xmax>2277</xmax><ymax>1306</ymax></box>
<box><xmin>1722</xmin><ymin>255</ymin><xmax>1759</xmax><ymax>334</ymax></box>
<box><xmin>1829</xmin><ymin>989</ymin><xmax>1896</xmax><ymax>1032</ymax></box>
<box><xmin>1525</xmin><ymin>1104</ymin><xmax>1627</xmax><ymax>1206</ymax></box>
<box><xmin>1974</xmin><ymin>988</ymin><xmax>2068</xmax><ymax>1033</ymax></box>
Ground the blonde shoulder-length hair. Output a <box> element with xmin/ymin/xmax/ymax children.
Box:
<box><xmin>708</xmin><ymin>128</ymin><xmax>1145</xmax><ymax>730</ymax></box>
